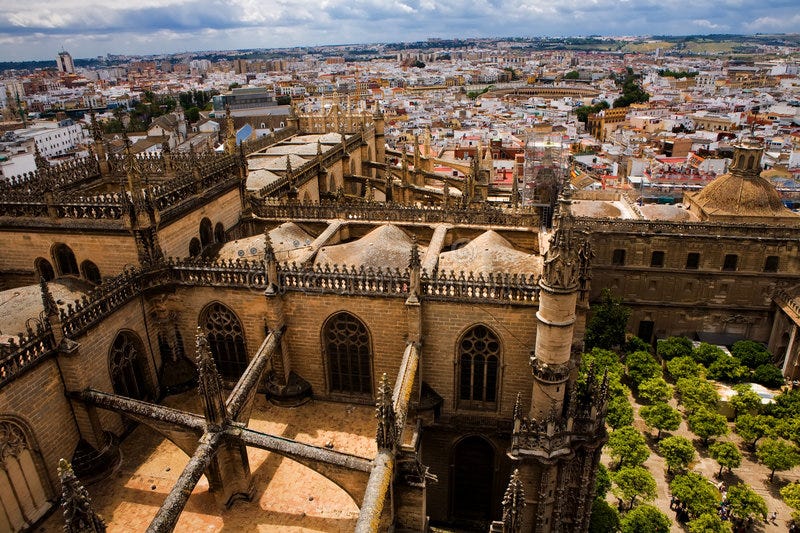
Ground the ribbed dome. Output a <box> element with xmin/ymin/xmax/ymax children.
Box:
<box><xmin>692</xmin><ymin>171</ymin><xmax>785</xmax><ymax>217</ymax></box>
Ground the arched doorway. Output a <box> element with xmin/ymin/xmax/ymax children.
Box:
<box><xmin>199</xmin><ymin>218</ymin><xmax>213</xmax><ymax>248</ymax></box>
<box><xmin>323</xmin><ymin>312</ymin><xmax>372</xmax><ymax>396</ymax></box>
<box><xmin>52</xmin><ymin>243</ymin><xmax>78</xmax><ymax>276</ymax></box>
<box><xmin>34</xmin><ymin>257</ymin><xmax>55</xmax><ymax>281</ymax></box>
<box><xmin>81</xmin><ymin>260</ymin><xmax>101</xmax><ymax>284</ymax></box>
<box><xmin>214</xmin><ymin>222</ymin><xmax>225</xmax><ymax>244</ymax></box>
<box><xmin>0</xmin><ymin>419</ymin><xmax>52</xmax><ymax>532</ymax></box>
<box><xmin>109</xmin><ymin>331</ymin><xmax>154</xmax><ymax>401</ymax></box>
<box><xmin>451</xmin><ymin>435</ymin><xmax>495</xmax><ymax>523</ymax></box>
<box><xmin>200</xmin><ymin>302</ymin><xmax>248</xmax><ymax>381</ymax></box>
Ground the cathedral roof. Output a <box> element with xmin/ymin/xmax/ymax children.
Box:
<box><xmin>437</xmin><ymin>230</ymin><xmax>542</xmax><ymax>276</ymax></box>
<box><xmin>217</xmin><ymin>222</ymin><xmax>314</xmax><ymax>262</ymax></box>
<box><xmin>0</xmin><ymin>279</ymin><xmax>89</xmax><ymax>337</ymax></box>
<box><xmin>314</xmin><ymin>224</ymin><xmax>424</xmax><ymax>271</ymax></box>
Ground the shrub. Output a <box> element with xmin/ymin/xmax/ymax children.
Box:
<box><xmin>657</xmin><ymin>336</ymin><xmax>693</xmax><ymax>361</ymax></box>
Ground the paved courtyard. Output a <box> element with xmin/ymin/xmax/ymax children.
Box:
<box><xmin>40</xmin><ymin>392</ymin><xmax>377</xmax><ymax>532</ymax></box>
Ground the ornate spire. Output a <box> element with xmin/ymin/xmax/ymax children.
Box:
<box><xmin>33</xmin><ymin>142</ymin><xmax>48</xmax><ymax>170</ymax></box>
<box><xmin>376</xmin><ymin>373</ymin><xmax>397</xmax><ymax>450</ymax></box>
<box><xmin>541</xmin><ymin>223</ymin><xmax>580</xmax><ymax>292</ymax></box>
<box><xmin>58</xmin><ymin>458</ymin><xmax>107</xmax><ymax>533</ymax></box>
<box><xmin>40</xmin><ymin>277</ymin><xmax>58</xmax><ymax>317</ymax></box>
<box><xmin>409</xmin><ymin>235</ymin><xmax>421</xmax><ymax>270</ymax></box>
<box><xmin>195</xmin><ymin>327</ymin><xmax>227</xmax><ymax>429</ymax></box>
<box><xmin>89</xmin><ymin>108</ymin><xmax>103</xmax><ymax>143</ymax></box>
<box><xmin>513</xmin><ymin>392</ymin><xmax>522</xmax><ymax>421</ymax></box>
<box><xmin>263</xmin><ymin>229</ymin><xmax>276</xmax><ymax>264</ymax></box>
<box><xmin>501</xmin><ymin>469</ymin><xmax>525</xmax><ymax>533</ymax></box>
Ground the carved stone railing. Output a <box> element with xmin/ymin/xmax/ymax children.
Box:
<box><xmin>54</xmin><ymin>192</ymin><xmax>125</xmax><ymax>219</ymax></box>
<box><xmin>253</xmin><ymin>199</ymin><xmax>542</xmax><ymax>227</ymax></box>
<box><xmin>0</xmin><ymin>156</ymin><xmax>101</xmax><ymax>193</ymax></box>
<box><xmin>0</xmin><ymin>323</ymin><xmax>57</xmax><ymax>388</ymax></box>
<box><xmin>0</xmin><ymin>188</ymin><xmax>50</xmax><ymax>217</ymax></box>
<box><xmin>241</xmin><ymin>126</ymin><xmax>298</xmax><ymax>155</ymax></box>
<box><xmin>422</xmin><ymin>269</ymin><xmax>539</xmax><ymax>304</ymax></box>
<box><xmin>573</xmin><ymin>216</ymin><xmax>800</xmax><ymax>239</ymax></box>
<box><xmin>530</xmin><ymin>356</ymin><xmax>572</xmax><ymax>383</ymax></box>
<box><xmin>509</xmin><ymin>413</ymin><xmax>605</xmax><ymax>457</ymax></box>
<box><xmin>279</xmin><ymin>263</ymin><xmax>409</xmax><ymax>296</ymax></box>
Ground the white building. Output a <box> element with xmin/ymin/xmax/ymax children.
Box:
<box><xmin>56</xmin><ymin>51</ymin><xmax>75</xmax><ymax>74</ymax></box>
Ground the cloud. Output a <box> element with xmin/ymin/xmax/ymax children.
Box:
<box><xmin>0</xmin><ymin>0</ymin><xmax>798</xmax><ymax>61</ymax></box>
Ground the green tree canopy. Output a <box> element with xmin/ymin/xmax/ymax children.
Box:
<box><xmin>607</xmin><ymin>427</ymin><xmax>650</xmax><ymax>469</ymax></box>
<box><xmin>564</xmin><ymin>70</ymin><xmax>580</xmax><ymax>79</ymax></box>
<box><xmin>707</xmin><ymin>354</ymin><xmax>747</xmax><ymax>383</ymax></box>
<box><xmin>584</xmin><ymin>289</ymin><xmax>631</xmax><ymax>350</ymax></box>
<box><xmin>641</xmin><ymin>402</ymin><xmax>681</xmax><ymax>440</ymax></box>
<box><xmin>731</xmin><ymin>340</ymin><xmax>772</xmax><ymax>369</ymax></box>
<box><xmin>185</xmin><ymin>106</ymin><xmax>201</xmax><ymax>123</ymax></box>
<box><xmin>612</xmin><ymin>466</ymin><xmax>657</xmax><ymax>510</ymax></box>
<box><xmin>780</xmin><ymin>482</ymin><xmax>800</xmax><ymax>523</ymax></box>
<box><xmin>594</xmin><ymin>463</ymin><xmax>612</xmax><ymax>500</ymax></box>
<box><xmin>607</xmin><ymin>395</ymin><xmax>634</xmax><ymax>429</ymax></box>
<box><xmin>613</xmin><ymin>72</ymin><xmax>650</xmax><ymax>108</ymax></box>
<box><xmin>765</xmin><ymin>388</ymin><xmax>800</xmax><ymax>419</ymax></box>
<box><xmin>575</xmin><ymin>101</ymin><xmax>610</xmax><ymax>123</ymax></box>
<box><xmin>638</xmin><ymin>377</ymin><xmax>671</xmax><ymax>404</ymax></box>
<box><xmin>753</xmin><ymin>364</ymin><xmax>785</xmax><ymax>388</ymax></box>
<box><xmin>691</xmin><ymin>343</ymin><xmax>726</xmax><ymax>366</ymax></box>
<box><xmin>657</xmin><ymin>336</ymin><xmax>693</xmax><ymax>361</ymax></box>
<box><xmin>688</xmin><ymin>407</ymin><xmax>729</xmax><ymax>446</ymax></box>
<box><xmin>726</xmin><ymin>482</ymin><xmax>767</xmax><ymax>521</ymax></box>
<box><xmin>620</xmin><ymin>504</ymin><xmax>670</xmax><ymax>533</ymax></box>
<box><xmin>676</xmin><ymin>377</ymin><xmax>719</xmax><ymax>413</ymax></box>
<box><xmin>666</xmin><ymin>356</ymin><xmax>705</xmax><ymax>380</ymax></box>
<box><xmin>588</xmin><ymin>498</ymin><xmax>619</xmax><ymax>533</ymax></box>
<box><xmin>658</xmin><ymin>435</ymin><xmax>696</xmax><ymax>473</ymax></box>
<box><xmin>729</xmin><ymin>384</ymin><xmax>762</xmax><ymax>418</ymax></box>
<box><xmin>734</xmin><ymin>413</ymin><xmax>775</xmax><ymax>450</ymax></box>
<box><xmin>626</xmin><ymin>350</ymin><xmax>662</xmax><ymax>390</ymax></box>
<box><xmin>756</xmin><ymin>437</ymin><xmax>800</xmax><ymax>481</ymax></box>
<box><xmin>687</xmin><ymin>513</ymin><xmax>732</xmax><ymax>533</ymax></box>
<box><xmin>669</xmin><ymin>472</ymin><xmax>720</xmax><ymax>518</ymax></box>
<box><xmin>708</xmin><ymin>441</ymin><xmax>742</xmax><ymax>477</ymax></box>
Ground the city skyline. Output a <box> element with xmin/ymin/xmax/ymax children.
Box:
<box><xmin>1</xmin><ymin>0</ymin><xmax>799</xmax><ymax>62</ymax></box>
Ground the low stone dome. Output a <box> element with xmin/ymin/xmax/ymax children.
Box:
<box><xmin>691</xmin><ymin>171</ymin><xmax>785</xmax><ymax>217</ymax></box>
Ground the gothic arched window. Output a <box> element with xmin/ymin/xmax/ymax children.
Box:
<box><xmin>109</xmin><ymin>331</ymin><xmax>154</xmax><ymax>401</ymax></box>
<box><xmin>52</xmin><ymin>243</ymin><xmax>78</xmax><ymax>277</ymax></box>
<box><xmin>0</xmin><ymin>419</ymin><xmax>52</xmax><ymax>532</ymax></box>
<box><xmin>323</xmin><ymin>312</ymin><xmax>372</xmax><ymax>395</ymax></box>
<box><xmin>458</xmin><ymin>325</ymin><xmax>500</xmax><ymax>409</ymax></box>
<box><xmin>189</xmin><ymin>237</ymin><xmax>201</xmax><ymax>257</ymax></box>
<box><xmin>201</xmin><ymin>303</ymin><xmax>248</xmax><ymax>381</ymax></box>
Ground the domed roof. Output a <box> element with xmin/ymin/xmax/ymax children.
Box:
<box><xmin>691</xmin><ymin>171</ymin><xmax>786</xmax><ymax>217</ymax></box>
<box><xmin>690</xmin><ymin>140</ymin><xmax>790</xmax><ymax>218</ymax></box>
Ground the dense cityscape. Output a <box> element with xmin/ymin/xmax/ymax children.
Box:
<box><xmin>0</xmin><ymin>31</ymin><xmax>800</xmax><ymax>533</ymax></box>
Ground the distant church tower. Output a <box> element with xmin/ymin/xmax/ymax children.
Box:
<box><xmin>507</xmin><ymin>204</ymin><xmax>609</xmax><ymax>532</ymax></box>
<box><xmin>56</xmin><ymin>51</ymin><xmax>75</xmax><ymax>74</ymax></box>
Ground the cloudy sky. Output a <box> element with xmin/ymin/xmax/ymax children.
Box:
<box><xmin>1</xmin><ymin>0</ymin><xmax>799</xmax><ymax>62</ymax></box>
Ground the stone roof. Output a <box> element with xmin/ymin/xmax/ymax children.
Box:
<box><xmin>245</xmin><ymin>169</ymin><xmax>282</xmax><ymax>191</ymax></box>
<box><xmin>437</xmin><ymin>230</ymin><xmax>542</xmax><ymax>276</ymax></box>
<box><xmin>640</xmin><ymin>204</ymin><xmax>699</xmax><ymax>222</ymax></box>
<box><xmin>314</xmin><ymin>224</ymin><xmax>424</xmax><ymax>271</ymax></box>
<box><xmin>570</xmin><ymin>200</ymin><xmax>622</xmax><ymax>218</ymax></box>
<box><xmin>217</xmin><ymin>222</ymin><xmax>315</xmax><ymax>263</ymax></box>
<box><xmin>262</xmin><ymin>143</ymin><xmax>325</xmax><ymax>157</ymax></box>
<box><xmin>0</xmin><ymin>279</ymin><xmax>89</xmax><ymax>336</ymax></box>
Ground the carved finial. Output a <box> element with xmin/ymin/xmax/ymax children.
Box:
<box><xmin>263</xmin><ymin>228</ymin><xmax>275</xmax><ymax>263</ymax></box>
<box><xmin>317</xmin><ymin>139</ymin><xmax>323</xmax><ymax>156</ymax></box>
<box><xmin>33</xmin><ymin>142</ymin><xmax>48</xmax><ymax>170</ymax></box>
<box><xmin>40</xmin><ymin>277</ymin><xmax>58</xmax><ymax>317</ymax></box>
<box><xmin>513</xmin><ymin>392</ymin><xmax>522</xmax><ymax>421</ymax></box>
<box><xmin>59</xmin><ymin>458</ymin><xmax>107</xmax><ymax>533</ymax></box>
<box><xmin>501</xmin><ymin>469</ymin><xmax>525</xmax><ymax>533</ymax></box>
<box><xmin>195</xmin><ymin>327</ymin><xmax>227</xmax><ymax>428</ymax></box>
<box><xmin>409</xmin><ymin>235</ymin><xmax>421</xmax><ymax>270</ymax></box>
<box><xmin>285</xmin><ymin>155</ymin><xmax>293</xmax><ymax>177</ymax></box>
<box><xmin>376</xmin><ymin>373</ymin><xmax>397</xmax><ymax>450</ymax></box>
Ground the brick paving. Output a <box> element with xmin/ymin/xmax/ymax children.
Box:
<box><xmin>39</xmin><ymin>392</ymin><xmax>377</xmax><ymax>532</ymax></box>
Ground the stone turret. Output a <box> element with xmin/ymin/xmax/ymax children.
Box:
<box><xmin>58</xmin><ymin>459</ymin><xmax>107</xmax><ymax>533</ymax></box>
